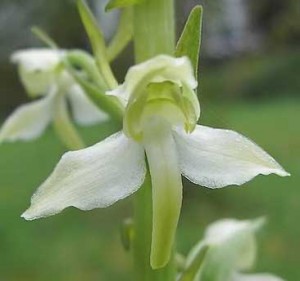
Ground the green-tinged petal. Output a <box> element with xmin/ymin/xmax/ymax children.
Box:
<box><xmin>105</xmin><ymin>0</ymin><xmax>143</xmax><ymax>11</ymax></box>
<box><xmin>174</xmin><ymin>125</ymin><xmax>290</xmax><ymax>189</ymax></box>
<box><xmin>175</xmin><ymin>5</ymin><xmax>203</xmax><ymax>76</ymax></box>
<box><xmin>198</xmin><ymin>218</ymin><xmax>264</xmax><ymax>281</ymax></box>
<box><xmin>123</xmin><ymin>82</ymin><xmax>187</xmax><ymax>141</ymax></box>
<box><xmin>11</xmin><ymin>49</ymin><xmax>62</xmax><ymax>97</ymax></box>
<box><xmin>107</xmin><ymin>55</ymin><xmax>199</xmax><ymax>140</ymax></box>
<box><xmin>233</xmin><ymin>273</ymin><xmax>286</xmax><ymax>281</ymax></box>
<box><xmin>142</xmin><ymin>118</ymin><xmax>182</xmax><ymax>269</ymax></box>
<box><xmin>179</xmin><ymin>219</ymin><xmax>264</xmax><ymax>281</ymax></box>
<box><xmin>67</xmin><ymin>85</ymin><xmax>109</xmax><ymax>125</ymax></box>
<box><xmin>0</xmin><ymin>92</ymin><xmax>54</xmax><ymax>143</ymax></box>
<box><xmin>108</xmin><ymin>55</ymin><xmax>197</xmax><ymax>104</ymax></box>
<box><xmin>107</xmin><ymin>8</ymin><xmax>133</xmax><ymax>61</ymax></box>
<box><xmin>181</xmin><ymin>83</ymin><xmax>200</xmax><ymax>132</ymax></box>
<box><xmin>22</xmin><ymin>132</ymin><xmax>146</xmax><ymax>220</ymax></box>
<box><xmin>204</xmin><ymin>218</ymin><xmax>264</xmax><ymax>270</ymax></box>
<box><xmin>77</xmin><ymin>0</ymin><xmax>118</xmax><ymax>88</ymax></box>
<box><xmin>199</xmin><ymin>247</ymin><xmax>240</xmax><ymax>281</ymax></box>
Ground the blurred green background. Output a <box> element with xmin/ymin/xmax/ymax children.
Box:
<box><xmin>0</xmin><ymin>0</ymin><xmax>299</xmax><ymax>280</ymax></box>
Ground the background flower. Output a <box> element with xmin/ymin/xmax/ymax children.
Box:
<box><xmin>0</xmin><ymin>49</ymin><xmax>108</xmax><ymax>144</ymax></box>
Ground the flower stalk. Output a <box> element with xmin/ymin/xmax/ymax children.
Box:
<box><xmin>133</xmin><ymin>0</ymin><xmax>175</xmax><ymax>62</ymax></box>
<box><xmin>52</xmin><ymin>93</ymin><xmax>85</xmax><ymax>150</ymax></box>
<box><xmin>132</xmin><ymin>0</ymin><xmax>177</xmax><ymax>279</ymax></box>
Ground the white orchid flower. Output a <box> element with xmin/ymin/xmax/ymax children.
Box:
<box><xmin>184</xmin><ymin>218</ymin><xmax>285</xmax><ymax>281</ymax></box>
<box><xmin>0</xmin><ymin>49</ymin><xmax>108</xmax><ymax>144</ymax></box>
<box><xmin>21</xmin><ymin>55</ymin><xmax>289</xmax><ymax>269</ymax></box>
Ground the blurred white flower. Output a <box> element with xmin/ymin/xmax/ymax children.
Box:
<box><xmin>21</xmin><ymin>55</ymin><xmax>289</xmax><ymax>269</ymax></box>
<box><xmin>0</xmin><ymin>49</ymin><xmax>108</xmax><ymax>143</ymax></box>
<box><xmin>184</xmin><ymin>218</ymin><xmax>285</xmax><ymax>281</ymax></box>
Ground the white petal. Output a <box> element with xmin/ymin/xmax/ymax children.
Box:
<box><xmin>174</xmin><ymin>125</ymin><xmax>290</xmax><ymax>188</ymax></box>
<box><xmin>107</xmin><ymin>55</ymin><xmax>197</xmax><ymax>105</ymax></box>
<box><xmin>198</xmin><ymin>235</ymin><xmax>255</xmax><ymax>281</ymax></box>
<box><xmin>204</xmin><ymin>218</ymin><xmax>265</xmax><ymax>271</ymax></box>
<box><xmin>68</xmin><ymin>85</ymin><xmax>109</xmax><ymax>125</ymax></box>
<box><xmin>22</xmin><ymin>132</ymin><xmax>146</xmax><ymax>220</ymax></box>
<box><xmin>204</xmin><ymin>218</ymin><xmax>264</xmax><ymax>245</ymax></box>
<box><xmin>0</xmin><ymin>94</ymin><xmax>54</xmax><ymax>143</ymax></box>
<box><xmin>11</xmin><ymin>49</ymin><xmax>62</xmax><ymax>71</ymax></box>
<box><xmin>233</xmin><ymin>272</ymin><xmax>286</xmax><ymax>281</ymax></box>
<box><xmin>11</xmin><ymin>49</ymin><xmax>64</xmax><ymax>97</ymax></box>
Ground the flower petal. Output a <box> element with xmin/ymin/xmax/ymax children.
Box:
<box><xmin>204</xmin><ymin>218</ymin><xmax>264</xmax><ymax>246</ymax></box>
<box><xmin>0</xmin><ymin>94</ymin><xmax>54</xmax><ymax>143</ymax></box>
<box><xmin>22</xmin><ymin>132</ymin><xmax>146</xmax><ymax>220</ymax></box>
<box><xmin>174</xmin><ymin>125</ymin><xmax>290</xmax><ymax>188</ymax></box>
<box><xmin>11</xmin><ymin>49</ymin><xmax>63</xmax><ymax>97</ymax></box>
<box><xmin>204</xmin><ymin>218</ymin><xmax>264</xmax><ymax>271</ymax></box>
<box><xmin>198</xmin><ymin>218</ymin><xmax>264</xmax><ymax>281</ymax></box>
<box><xmin>11</xmin><ymin>49</ymin><xmax>62</xmax><ymax>72</ymax></box>
<box><xmin>107</xmin><ymin>55</ymin><xmax>197</xmax><ymax>105</ymax></box>
<box><xmin>143</xmin><ymin>118</ymin><xmax>183</xmax><ymax>269</ymax></box>
<box><xmin>68</xmin><ymin>85</ymin><xmax>109</xmax><ymax>125</ymax></box>
<box><xmin>233</xmin><ymin>273</ymin><xmax>285</xmax><ymax>281</ymax></box>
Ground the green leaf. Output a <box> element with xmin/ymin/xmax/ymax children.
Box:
<box><xmin>105</xmin><ymin>0</ymin><xmax>143</xmax><ymax>11</ymax></box>
<box><xmin>175</xmin><ymin>5</ymin><xmax>203</xmax><ymax>76</ymax></box>
<box><xmin>77</xmin><ymin>0</ymin><xmax>118</xmax><ymax>89</ymax></box>
<box><xmin>107</xmin><ymin>8</ymin><xmax>133</xmax><ymax>62</ymax></box>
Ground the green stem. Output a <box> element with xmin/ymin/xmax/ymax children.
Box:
<box><xmin>52</xmin><ymin>95</ymin><xmax>85</xmax><ymax>150</ymax></box>
<box><xmin>133</xmin><ymin>0</ymin><xmax>175</xmax><ymax>62</ymax></box>
<box><xmin>66</xmin><ymin>50</ymin><xmax>108</xmax><ymax>90</ymax></box>
<box><xmin>132</xmin><ymin>0</ymin><xmax>176</xmax><ymax>280</ymax></box>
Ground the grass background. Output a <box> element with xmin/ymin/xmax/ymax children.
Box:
<box><xmin>0</xmin><ymin>54</ymin><xmax>299</xmax><ymax>281</ymax></box>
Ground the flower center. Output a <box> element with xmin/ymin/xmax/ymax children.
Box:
<box><xmin>123</xmin><ymin>81</ymin><xmax>199</xmax><ymax>141</ymax></box>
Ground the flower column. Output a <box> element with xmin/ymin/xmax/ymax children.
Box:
<box><xmin>132</xmin><ymin>0</ymin><xmax>177</xmax><ymax>280</ymax></box>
